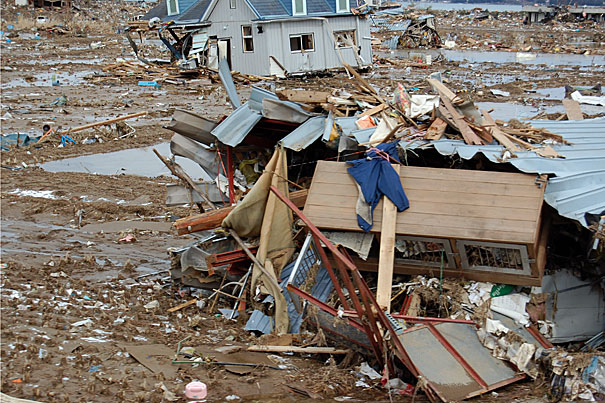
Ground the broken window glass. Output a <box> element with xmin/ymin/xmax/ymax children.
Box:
<box><xmin>333</xmin><ymin>30</ymin><xmax>356</xmax><ymax>48</ymax></box>
<box><xmin>242</xmin><ymin>25</ymin><xmax>253</xmax><ymax>52</ymax></box>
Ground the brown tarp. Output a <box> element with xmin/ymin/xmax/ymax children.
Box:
<box><xmin>222</xmin><ymin>147</ymin><xmax>294</xmax><ymax>334</ymax></box>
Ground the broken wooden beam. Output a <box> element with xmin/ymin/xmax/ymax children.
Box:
<box><xmin>247</xmin><ymin>345</ymin><xmax>351</xmax><ymax>354</ymax></box>
<box><xmin>153</xmin><ymin>149</ymin><xmax>218</xmax><ymax>210</ymax></box>
<box><xmin>276</xmin><ymin>90</ymin><xmax>331</xmax><ymax>104</ymax></box>
<box><xmin>57</xmin><ymin>111</ymin><xmax>147</xmax><ymax>136</ymax></box>
<box><xmin>167</xmin><ymin>298</ymin><xmax>198</xmax><ymax>313</ymax></box>
<box><xmin>174</xmin><ymin>205</ymin><xmax>236</xmax><ymax>235</ymax></box>
<box><xmin>376</xmin><ymin>164</ymin><xmax>400</xmax><ymax>312</ymax></box>
<box><xmin>481</xmin><ymin>110</ymin><xmax>522</xmax><ymax>153</ymax></box>
<box><xmin>425</xmin><ymin>117</ymin><xmax>447</xmax><ymax>140</ymax></box>
<box><xmin>562</xmin><ymin>99</ymin><xmax>583</xmax><ymax>120</ymax></box>
<box><xmin>173</xmin><ymin>189</ymin><xmax>307</xmax><ymax>235</ymax></box>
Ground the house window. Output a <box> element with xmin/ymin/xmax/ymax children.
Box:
<box><xmin>230</xmin><ymin>0</ymin><xmax>235</xmax><ymax>9</ymax></box>
<box><xmin>334</xmin><ymin>30</ymin><xmax>356</xmax><ymax>48</ymax></box>
<box><xmin>242</xmin><ymin>25</ymin><xmax>254</xmax><ymax>52</ymax></box>
<box><xmin>336</xmin><ymin>0</ymin><xmax>349</xmax><ymax>13</ymax></box>
<box><xmin>290</xmin><ymin>33</ymin><xmax>314</xmax><ymax>53</ymax></box>
<box><xmin>166</xmin><ymin>0</ymin><xmax>179</xmax><ymax>15</ymax></box>
<box><xmin>292</xmin><ymin>0</ymin><xmax>306</xmax><ymax>15</ymax></box>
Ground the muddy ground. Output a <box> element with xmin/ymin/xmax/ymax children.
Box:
<box><xmin>0</xmin><ymin>4</ymin><xmax>601</xmax><ymax>402</ymax></box>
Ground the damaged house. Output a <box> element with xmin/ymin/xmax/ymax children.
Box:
<box><xmin>139</xmin><ymin>0</ymin><xmax>372</xmax><ymax>76</ymax></box>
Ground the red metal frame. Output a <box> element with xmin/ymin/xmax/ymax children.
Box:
<box><xmin>267</xmin><ymin>185</ymin><xmax>524</xmax><ymax>403</ymax></box>
<box><xmin>206</xmin><ymin>246</ymin><xmax>258</xmax><ymax>268</ymax></box>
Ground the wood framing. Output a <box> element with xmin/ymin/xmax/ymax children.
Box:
<box><xmin>304</xmin><ymin>161</ymin><xmax>547</xmax><ymax>285</ymax></box>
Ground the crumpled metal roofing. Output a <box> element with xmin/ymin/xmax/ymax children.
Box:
<box><xmin>210</xmin><ymin>102</ymin><xmax>262</xmax><ymax>147</ymax></box>
<box><xmin>280</xmin><ymin>116</ymin><xmax>326</xmax><ymax>151</ymax></box>
<box><xmin>399</xmin><ymin>117</ymin><xmax>605</xmax><ymax>227</ymax></box>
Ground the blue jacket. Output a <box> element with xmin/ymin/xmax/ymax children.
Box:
<box><xmin>347</xmin><ymin>142</ymin><xmax>409</xmax><ymax>232</ymax></box>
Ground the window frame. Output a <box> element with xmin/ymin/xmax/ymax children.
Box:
<box><xmin>333</xmin><ymin>29</ymin><xmax>356</xmax><ymax>49</ymax></box>
<box><xmin>229</xmin><ymin>0</ymin><xmax>236</xmax><ymax>9</ymax></box>
<box><xmin>289</xmin><ymin>33</ymin><xmax>315</xmax><ymax>53</ymax></box>
<box><xmin>336</xmin><ymin>0</ymin><xmax>349</xmax><ymax>13</ymax></box>
<box><xmin>292</xmin><ymin>0</ymin><xmax>307</xmax><ymax>16</ymax></box>
<box><xmin>241</xmin><ymin>25</ymin><xmax>254</xmax><ymax>53</ymax></box>
<box><xmin>166</xmin><ymin>0</ymin><xmax>179</xmax><ymax>16</ymax></box>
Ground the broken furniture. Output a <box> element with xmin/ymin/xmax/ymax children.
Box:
<box><xmin>304</xmin><ymin>161</ymin><xmax>548</xmax><ymax>286</ymax></box>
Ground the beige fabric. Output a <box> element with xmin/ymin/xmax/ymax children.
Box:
<box><xmin>222</xmin><ymin>147</ymin><xmax>294</xmax><ymax>334</ymax></box>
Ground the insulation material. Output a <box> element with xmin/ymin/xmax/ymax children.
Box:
<box><xmin>222</xmin><ymin>147</ymin><xmax>294</xmax><ymax>334</ymax></box>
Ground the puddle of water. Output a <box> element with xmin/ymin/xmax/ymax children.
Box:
<box><xmin>21</xmin><ymin>58</ymin><xmax>105</xmax><ymax>66</ymax></box>
<box><xmin>380</xmin><ymin>49</ymin><xmax>605</xmax><ymax>67</ymax></box>
<box><xmin>1</xmin><ymin>71</ymin><xmax>93</xmax><ymax>89</ymax></box>
<box><xmin>533</xmin><ymin>87</ymin><xmax>566</xmax><ymax>100</ymax></box>
<box><xmin>40</xmin><ymin>142</ymin><xmax>214</xmax><ymax>180</ymax></box>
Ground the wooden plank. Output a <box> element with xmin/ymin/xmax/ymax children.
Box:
<box><xmin>359</xmin><ymin>103</ymin><xmax>388</xmax><ymax>117</ymax></box>
<box><xmin>439</xmin><ymin>95</ymin><xmax>484</xmax><ymax>145</ymax></box>
<box><xmin>306</xmin><ymin>200</ymin><xmax>539</xmax><ymax>221</ymax></box>
<box><xmin>247</xmin><ymin>345</ymin><xmax>350</xmax><ymax>354</ymax></box>
<box><xmin>377</xmin><ymin>164</ymin><xmax>399</xmax><ymax>312</ymax></box>
<box><xmin>305</xmin><ymin>207</ymin><xmax>537</xmax><ymax>236</ymax></box>
<box><xmin>307</xmin><ymin>187</ymin><xmax>541</xmax><ymax>210</ymax></box>
<box><xmin>306</xmin><ymin>216</ymin><xmax>536</xmax><ymax>243</ymax></box>
<box><xmin>312</xmin><ymin>176</ymin><xmax>540</xmax><ymax>198</ymax></box>
<box><xmin>425</xmin><ymin>117</ymin><xmax>448</xmax><ymax>140</ymax></box>
<box><xmin>427</xmin><ymin>78</ymin><xmax>457</xmax><ymax>101</ymax></box>
<box><xmin>167</xmin><ymin>298</ymin><xmax>198</xmax><ymax>313</ymax></box>
<box><xmin>317</xmin><ymin>161</ymin><xmax>539</xmax><ymax>185</ymax></box>
<box><xmin>562</xmin><ymin>99</ymin><xmax>584</xmax><ymax>120</ymax></box>
<box><xmin>276</xmin><ymin>89</ymin><xmax>330</xmax><ymax>104</ymax></box>
<box><xmin>481</xmin><ymin>110</ymin><xmax>522</xmax><ymax>153</ymax></box>
<box><xmin>353</xmin><ymin>259</ymin><xmax>542</xmax><ymax>286</ymax></box>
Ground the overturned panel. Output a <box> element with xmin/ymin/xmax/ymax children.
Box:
<box><xmin>164</xmin><ymin>109</ymin><xmax>217</xmax><ymax>145</ymax></box>
<box><xmin>400</xmin><ymin>322</ymin><xmax>523</xmax><ymax>401</ymax></box>
<box><xmin>305</xmin><ymin>161</ymin><xmax>547</xmax><ymax>285</ymax></box>
<box><xmin>305</xmin><ymin>161</ymin><xmax>545</xmax><ymax>244</ymax></box>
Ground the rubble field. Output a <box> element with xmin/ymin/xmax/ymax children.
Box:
<box><xmin>1</xmin><ymin>3</ymin><xmax>604</xmax><ymax>403</ymax></box>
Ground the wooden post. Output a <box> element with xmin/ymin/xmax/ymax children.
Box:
<box><xmin>153</xmin><ymin>149</ymin><xmax>218</xmax><ymax>210</ymax></box>
<box><xmin>226</xmin><ymin>146</ymin><xmax>235</xmax><ymax>205</ymax></box>
<box><xmin>376</xmin><ymin>164</ymin><xmax>400</xmax><ymax>312</ymax></box>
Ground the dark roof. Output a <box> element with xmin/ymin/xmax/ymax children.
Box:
<box><xmin>247</xmin><ymin>0</ymin><xmax>343</xmax><ymax>19</ymax></box>
<box><xmin>145</xmin><ymin>0</ymin><xmax>348</xmax><ymax>23</ymax></box>
<box><xmin>246</xmin><ymin>0</ymin><xmax>289</xmax><ymax>18</ymax></box>
<box><xmin>179</xmin><ymin>0</ymin><xmax>212</xmax><ymax>21</ymax></box>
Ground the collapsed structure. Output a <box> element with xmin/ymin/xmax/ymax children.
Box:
<box><xmin>155</xmin><ymin>61</ymin><xmax>605</xmax><ymax>401</ymax></box>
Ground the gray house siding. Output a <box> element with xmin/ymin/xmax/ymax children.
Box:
<box><xmin>205</xmin><ymin>0</ymin><xmax>270</xmax><ymax>75</ymax></box>
<box><xmin>262</xmin><ymin>16</ymin><xmax>371</xmax><ymax>76</ymax></box>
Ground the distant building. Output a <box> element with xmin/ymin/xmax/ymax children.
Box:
<box><xmin>141</xmin><ymin>0</ymin><xmax>372</xmax><ymax>76</ymax></box>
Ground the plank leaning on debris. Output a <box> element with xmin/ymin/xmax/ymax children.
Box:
<box><xmin>153</xmin><ymin>149</ymin><xmax>218</xmax><ymax>210</ymax></box>
<box><xmin>247</xmin><ymin>345</ymin><xmax>350</xmax><ymax>354</ymax></box>
<box><xmin>56</xmin><ymin>111</ymin><xmax>147</xmax><ymax>136</ymax></box>
<box><xmin>376</xmin><ymin>164</ymin><xmax>400</xmax><ymax>312</ymax></box>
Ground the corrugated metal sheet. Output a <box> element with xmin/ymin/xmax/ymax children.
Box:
<box><xmin>249</xmin><ymin>86</ymin><xmax>279</xmax><ymax>113</ymax></box>
<box><xmin>218</xmin><ymin>58</ymin><xmax>241</xmax><ymax>109</ymax></box>
<box><xmin>280</xmin><ymin>116</ymin><xmax>326</xmax><ymax>151</ymax></box>
<box><xmin>322</xmin><ymin>110</ymin><xmax>334</xmax><ymax>142</ymax></box>
<box><xmin>399</xmin><ymin>117</ymin><xmax>605</xmax><ymax>227</ymax></box>
<box><xmin>210</xmin><ymin>102</ymin><xmax>262</xmax><ymax>147</ymax></box>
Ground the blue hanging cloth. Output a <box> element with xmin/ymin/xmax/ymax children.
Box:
<box><xmin>347</xmin><ymin>142</ymin><xmax>409</xmax><ymax>232</ymax></box>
